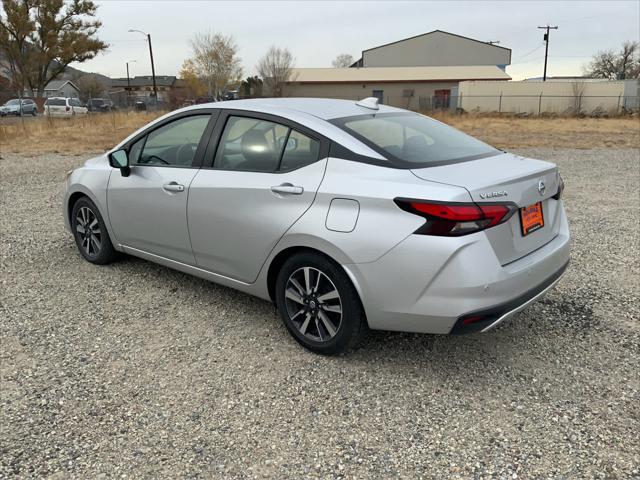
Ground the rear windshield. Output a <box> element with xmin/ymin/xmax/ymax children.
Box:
<box><xmin>331</xmin><ymin>112</ymin><xmax>498</xmax><ymax>168</ymax></box>
<box><xmin>46</xmin><ymin>98</ymin><xmax>66</xmax><ymax>106</ymax></box>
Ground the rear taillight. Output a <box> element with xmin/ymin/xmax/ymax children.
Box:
<box><xmin>395</xmin><ymin>198</ymin><xmax>517</xmax><ymax>236</ymax></box>
<box><xmin>65</xmin><ymin>106</ymin><xmax>70</xmax><ymax>111</ymax></box>
<box><xmin>552</xmin><ymin>175</ymin><xmax>564</xmax><ymax>200</ymax></box>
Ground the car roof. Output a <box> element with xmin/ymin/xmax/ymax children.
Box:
<box><xmin>114</xmin><ymin>97</ymin><xmax>404</xmax><ymax>161</ymax></box>
<box><xmin>184</xmin><ymin>97</ymin><xmax>405</xmax><ymax>120</ymax></box>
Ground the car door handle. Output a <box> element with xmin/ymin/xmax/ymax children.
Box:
<box><xmin>163</xmin><ymin>182</ymin><xmax>185</xmax><ymax>193</ymax></box>
<box><xmin>271</xmin><ymin>184</ymin><xmax>304</xmax><ymax>195</ymax></box>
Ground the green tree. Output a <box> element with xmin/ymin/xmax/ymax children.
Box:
<box><xmin>0</xmin><ymin>0</ymin><xmax>107</xmax><ymax>96</ymax></box>
<box><xmin>240</xmin><ymin>75</ymin><xmax>263</xmax><ymax>97</ymax></box>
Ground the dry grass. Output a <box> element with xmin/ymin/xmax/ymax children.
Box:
<box><xmin>1</xmin><ymin>110</ymin><xmax>638</xmax><ymax>156</ymax></box>
<box><xmin>431</xmin><ymin>112</ymin><xmax>640</xmax><ymax>150</ymax></box>
<box><xmin>0</xmin><ymin>111</ymin><xmax>166</xmax><ymax>156</ymax></box>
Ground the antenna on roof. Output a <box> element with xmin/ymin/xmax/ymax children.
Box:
<box><xmin>487</xmin><ymin>40</ymin><xmax>500</xmax><ymax>45</ymax></box>
<box><xmin>355</xmin><ymin>97</ymin><xmax>379</xmax><ymax>110</ymax></box>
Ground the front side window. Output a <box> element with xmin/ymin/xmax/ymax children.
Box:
<box><xmin>128</xmin><ymin>136</ymin><xmax>146</xmax><ymax>164</ymax></box>
<box><xmin>331</xmin><ymin>112</ymin><xmax>498</xmax><ymax>168</ymax></box>
<box><xmin>137</xmin><ymin>115</ymin><xmax>209</xmax><ymax>167</ymax></box>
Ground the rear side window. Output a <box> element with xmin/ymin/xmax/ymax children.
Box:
<box><xmin>280</xmin><ymin>130</ymin><xmax>320</xmax><ymax>172</ymax></box>
<box><xmin>214</xmin><ymin>116</ymin><xmax>287</xmax><ymax>172</ymax></box>
<box><xmin>46</xmin><ymin>98</ymin><xmax>66</xmax><ymax>106</ymax></box>
<box><xmin>214</xmin><ymin>115</ymin><xmax>320</xmax><ymax>172</ymax></box>
<box><xmin>69</xmin><ymin>98</ymin><xmax>80</xmax><ymax>107</ymax></box>
<box><xmin>331</xmin><ymin>112</ymin><xmax>497</xmax><ymax>168</ymax></box>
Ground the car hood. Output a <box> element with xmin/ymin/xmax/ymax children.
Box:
<box><xmin>84</xmin><ymin>155</ymin><xmax>110</xmax><ymax>169</ymax></box>
<box><xmin>1</xmin><ymin>105</ymin><xmax>19</xmax><ymax>111</ymax></box>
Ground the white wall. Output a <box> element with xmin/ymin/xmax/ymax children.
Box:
<box><xmin>458</xmin><ymin>80</ymin><xmax>636</xmax><ymax>114</ymax></box>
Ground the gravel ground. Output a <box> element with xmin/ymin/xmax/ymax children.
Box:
<box><xmin>1</xmin><ymin>148</ymin><xmax>639</xmax><ymax>479</ymax></box>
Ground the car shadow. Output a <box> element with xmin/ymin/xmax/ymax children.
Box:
<box><xmin>107</xmin><ymin>254</ymin><xmax>595</xmax><ymax>378</ymax></box>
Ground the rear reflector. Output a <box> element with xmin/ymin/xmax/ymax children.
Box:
<box><xmin>462</xmin><ymin>315</ymin><xmax>486</xmax><ymax>325</ymax></box>
<box><xmin>395</xmin><ymin>198</ymin><xmax>517</xmax><ymax>236</ymax></box>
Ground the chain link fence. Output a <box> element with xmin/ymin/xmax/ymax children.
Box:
<box><xmin>272</xmin><ymin>93</ymin><xmax>640</xmax><ymax>116</ymax></box>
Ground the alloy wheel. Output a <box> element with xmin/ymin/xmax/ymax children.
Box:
<box><xmin>284</xmin><ymin>267</ymin><xmax>343</xmax><ymax>342</ymax></box>
<box><xmin>75</xmin><ymin>206</ymin><xmax>102</xmax><ymax>257</ymax></box>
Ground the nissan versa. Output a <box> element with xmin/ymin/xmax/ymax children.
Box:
<box><xmin>63</xmin><ymin>98</ymin><xmax>570</xmax><ymax>354</ymax></box>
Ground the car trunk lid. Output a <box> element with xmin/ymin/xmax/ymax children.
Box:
<box><xmin>411</xmin><ymin>152</ymin><xmax>562</xmax><ymax>265</ymax></box>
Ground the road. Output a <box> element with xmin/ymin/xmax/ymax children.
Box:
<box><xmin>1</xmin><ymin>148</ymin><xmax>638</xmax><ymax>478</ymax></box>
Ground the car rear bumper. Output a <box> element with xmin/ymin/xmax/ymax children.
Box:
<box><xmin>448</xmin><ymin>259</ymin><xmax>568</xmax><ymax>334</ymax></box>
<box><xmin>343</xmin><ymin>203</ymin><xmax>571</xmax><ymax>334</ymax></box>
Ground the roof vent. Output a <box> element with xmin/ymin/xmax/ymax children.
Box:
<box><xmin>355</xmin><ymin>97</ymin><xmax>379</xmax><ymax>110</ymax></box>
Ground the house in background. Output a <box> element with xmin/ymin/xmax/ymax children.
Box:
<box><xmin>19</xmin><ymin>79</ymin><xmax>80</xmax><ymax>99</ymax></box>
<box><xmin>110</xmin><ymin>75</ymin><xmax>181</xmax><ymax>104</ymax></box>
<box><xmin>39</xmin><ymin>80</ymin><xmax>81</xmax><ymax>98</ymax></box>
<box><xmin>285</xmin><ymin>30</ymin><xmax>512</xmax><ymax>109</ymax></box>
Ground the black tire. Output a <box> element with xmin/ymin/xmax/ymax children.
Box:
<box><xmin>275</xmin><ymin>252</ymin><xmax>367</xmax><ymax>355</ymax></box>
<box><xmin>31</xmin><ymin>108</ymin><xmax>37</xmax><ymax>116</ymax></box>
<box><xmin>71</xmin><ymin>197</ymin><xmax>118</xmax><ymax>265</ymax></box>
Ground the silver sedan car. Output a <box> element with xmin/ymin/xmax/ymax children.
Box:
<box><xmin>63</xmin><ymin>98</ymin><xmax>570</xmax><ymax>354</ymax></box>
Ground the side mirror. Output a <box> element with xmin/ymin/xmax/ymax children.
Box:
<box><xmin>108</xmin><ymin>149</ymin><xmax>130</xmax><ymax>177</ymax></box>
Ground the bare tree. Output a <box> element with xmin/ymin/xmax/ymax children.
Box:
<box><xmin>571</xmin><ymin>81</ymin><xmax>586</xmax><ymax>117</ymax></box>
<box><xmin>76</xmin><ymin>74</ymin><xmax>106</xmax><ymax>102</ymax></box>
<box><xmin>188</xmin><ymin>32</ymin><xmax>242</xmax><ymax>98</ymax></box>
<box><xmin>256</xmin><ymin>46</ymin><xmax>295</xmax><ymax>97</ymax></box>
<box><xmin>332</xmin><ymin>53</ymin><xmax>354</xmax><ymax>68</ymax></box>
<box><xmin>585</xmin><ymin>41</ymin><xmax>640</xmax><ymax>80</ymax></box>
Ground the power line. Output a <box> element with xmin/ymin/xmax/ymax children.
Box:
<box><xmin>510</xmin><ymin>56</ymin><xmax>546</xmax><ymax>66</ymax></box>
<box><xmin>537</xmin><ymin>25</ymin><xmax>558</xmax><ymax>81</ymax></box>
<box><xmin>550</xmin><ymin>54</ymin><xmax>592</xmax><ymax>58</ymax></box>
<box><xmin>514</xmin><ymin>44</ymin><xmax>545</xmax><ymax>62</ymax></box>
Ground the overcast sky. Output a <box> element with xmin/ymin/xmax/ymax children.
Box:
<box><xmin>72</xmin><ymin>0</ymin><xmax>639</xmax><ymax>81</ymax></box>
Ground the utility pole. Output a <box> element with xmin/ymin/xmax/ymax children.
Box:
<box><xmin>537</xmin><ymin>25</ymin><xmax>558</xmax><ymax>81</ymax></box>
<box><xmin>126</xmin><ymin>60</ymin><xmax>136</xmax><ymax>108</ymax></box>
<box><xmin>146</xmin><ymin>34</ymin><xmax>158</xmax><ymax>103</ymax></box>
<box><xmin>128</xmin><ymin>29</ymin><xmax>158</xmax><ymax>104</ymax></box>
